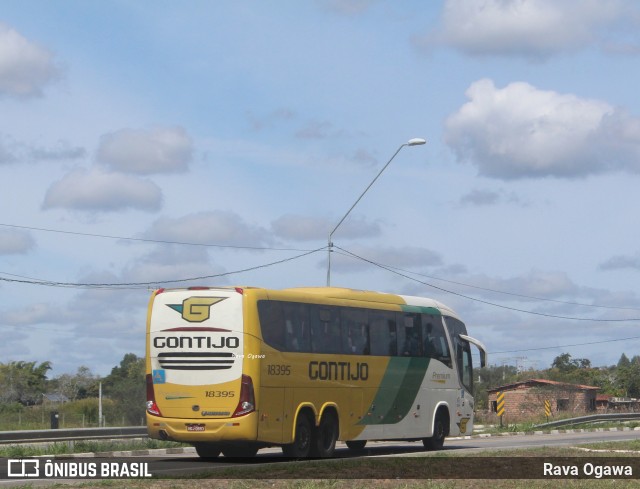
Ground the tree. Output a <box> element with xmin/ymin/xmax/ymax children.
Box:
<box><xmin>102</xmin><ymin>353</ymin><xmax>146</xmax><ymax>425</ymax></box>
<box><xmin>551</xmin><ymin>353</ymin><xmax>591</xmax><ymax>373</ymax></box>
<box><xmin>617</xmin><ymin>353</ymin><xmax>631</xmax><ymax>369</ymax></box>
<box><xmin>615</xmin><ymin>361</ymin><xmax>640</xmax><ymax>398</ymax></box>
<box><xmin>0</xmin><ymin>361</ymin><xmax>52</xmax><ymax>405</ymax></box>
<box><xmin>50</xmin><ymin>366</ymin><xmax>99</xmax><ymax>401</ymax></box>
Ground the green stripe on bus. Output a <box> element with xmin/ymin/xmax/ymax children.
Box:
<box><xmin>400</xmin><ymin>305</ymin><xmax>441</xmax><ymax>315</ymax></box>
<box><xmin>358</xmin><ymin>356</ymin><xmax>430</xmax><ymax>425</ymax></box>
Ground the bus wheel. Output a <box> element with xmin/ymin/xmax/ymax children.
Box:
<box><xmin>194</xmin><ymin>443</ymin><xmax>221</xmax><ymax>459</ymax></box>
<box><xmin>221</xmin><ymin>445</ymin><xmax>259</xmax><ymax>458</ymax></box>
<box><xmin>345</xmin><ymin>440</ymin><xmax>366</xmax><ymax>452</ymax></box>
<box><xmin>313</xmin><ymin>411</ymin><xmax>338</xmax><ymax>458</ymax></box>
<box><xmin>282</xmin><ymin>413</ymin><xmax>314</xmax><ymax>458</ymax></box>
<box><xmin>423</xmin><ymin>412</ymin><xmax>446</xmax><ymax>451</ymax></box>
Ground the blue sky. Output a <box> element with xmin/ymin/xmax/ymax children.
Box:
<box><xmin>2</xmin><ymin>0</ymin><xmax>640</xmax><ymax>376</ymax></box>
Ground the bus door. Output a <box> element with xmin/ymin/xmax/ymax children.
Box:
<box><xmin>454</xmin><ymin>334</ymin><xmax>487</xmax><ymax>434</ymax></box>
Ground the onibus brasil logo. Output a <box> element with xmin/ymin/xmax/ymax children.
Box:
<box><xmin>167</xmin><ymin>297</ymin><xmax>226</xmax><ymax>322</ymax></box>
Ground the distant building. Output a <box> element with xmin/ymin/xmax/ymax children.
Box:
<box><xmin>598</xmin><ymin>396</ymin><xmax>640</xmax><ymax>413</ymax></box>
<box><xmin>487</xmin><ymin>379</ymin><xmax>598</xmax><ymax>420</ymax></box>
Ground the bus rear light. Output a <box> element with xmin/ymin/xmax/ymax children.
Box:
<box><xmin>235</xmin><ymin>287</ymin><xmax>244</xmax><ymax>295</ymax></box>
<box><xmin>232</xmin><ymin>375</ymin><xmax>255</xmax><ymax>417</ymax></box>
<box><xmin>146</xmin><ymin>374</ymin><xmax>162</xmax><ymax>417</ymax></box>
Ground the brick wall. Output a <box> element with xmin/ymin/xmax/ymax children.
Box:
<box><xmin>488</xmin><ymin>383</ymin><xmax>596</xmax><ymax>420</ymax></box>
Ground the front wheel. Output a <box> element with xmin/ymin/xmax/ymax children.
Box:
<box><xmin>422</xmin><ymin>413</ymin><xmax>446</xmax><ymax>451</ymax></box>
<box><xmin>282</xmin><ymin>413</ymin><xmax>314</xmax><ymax>458</ymax></box>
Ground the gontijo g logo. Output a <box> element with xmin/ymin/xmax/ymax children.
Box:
<box><xmin>167</xmin><ymin>297</ymin><xmax>226</xmax><ymax>322</ymax></box>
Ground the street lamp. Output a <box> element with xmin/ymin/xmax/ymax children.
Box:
<box><xmin>326</xmin><ymin>138</ymin><xmax>427</xmax><ymax>286</ymax></box>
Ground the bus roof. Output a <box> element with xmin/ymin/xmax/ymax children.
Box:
<box><xmin>152</xmin><ymin>285</ymin><xmax>461</xmax><ymax>321</ymax></box>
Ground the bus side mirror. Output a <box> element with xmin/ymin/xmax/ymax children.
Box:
<box><xmin>459</xmin><ymin>334</ymin><xmax>487</xmax><ymax>368</ymax></box>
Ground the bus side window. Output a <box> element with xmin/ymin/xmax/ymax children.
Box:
<box><xmin>399</xmin><ymin>313</ymin><xmax>422</xmax><ymax>357</ymax></box>
<box><xmin>422</xmin><ymin>315</ymin><xmax>452</xmax><ymax>367</ymax></box>
<box><xmin>341</xmin><ymin>308</ymin><xmax>369</xmax><ymax>355</ymax></box>
<box><xmin>257</xmin><ymin>300</ymin><xmax>286</xmax><ymax>350</ymax></box>
<box><xmin>368</xmin><ymin>310</ymin><xmax>397</xmax><ymax>356</ymax></box>
<box><xmin>282</xmin><ymin>302</ymin><xmax>310</xmax><ymax>352</ymax></box>
<box><xmin>310</xmin><ymin>305</ymin><xmax>342</xmax><ymax>354</ymax></box>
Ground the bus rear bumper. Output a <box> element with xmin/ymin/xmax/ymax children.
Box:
<box><xmin>146</xmin><ymin>412</ymin><xmax>258</xmax><ymax>443</ymax></box>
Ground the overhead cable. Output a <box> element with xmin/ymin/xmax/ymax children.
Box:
<box><xmin>334</xmin><ymin>246</ymin><xmax>640</xmax><ymax>323</ymax></box>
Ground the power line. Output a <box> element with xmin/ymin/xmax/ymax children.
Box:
<box><xmin>368</xmin><ymin>260</ymin><xmax>640</xmax><ymax>312</ymax></box>
<box><xmin>334</xmin><ymin>246</ymin><xmax>640</xmax><ymax>322</ymax></box>
<box><xmin>0</xmin><ymin>222</ymin><xmax>315</xmax><ymax>252</ymax></box>
<box><xmin>0</xmin><ymin>246</ymin><xmax>327</xmax><ymax>290</ymax></box>
<box><xmin>491</xmin><ymin>335</ymin><xmax>640</xmax><ymax>354</ymax></box>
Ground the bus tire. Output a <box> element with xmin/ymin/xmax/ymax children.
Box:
<box><xmin>282</xmin><ymin>412</ymin><xmax>314</xmax><ymax>458</ymax></box>
<box><xmin>345</xmin><ymin>440</ymin><xmax>366</xmax><ymax>451</ymax></box>
<box><xmin>313</xmin><ymin>410</ymin><xmax>338</xmax><ymax>458</ymax></box>
<box><xmin>221</xmin><ymin>445</ymin><xmax>259</xmax><ymax>458</ymax></box>
<box><xmin>194</xmin><ymin>443</ymin><xmax>221</xmax><ymax>459</ymax></box>
<box><xmin>423</xmin><ymin>411</ymin><xmax>447</xmax><ymax>451</ymax></box>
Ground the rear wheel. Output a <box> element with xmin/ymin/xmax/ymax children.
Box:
<box><xmin>313</xmin><ymin>411</ymin><xmax>338</xmax><ymax>458</ymax></box>
<box><xmin>423</xmin><ymin>412</ymin><xmax>447</xmax><ymax>451</ymax></box>
<box><xmin>282</xmin><ymin>413</ymin><xmax>314</xmax><ymax>458</ymax></box>
<box><xmin>194</xmin><ymin>443</ymin><xmax>221</xmax><ymax>459</ymax></box>
<box><xmin>345</xmin><ymin>440</ymin><xmax>366</xmax><ymax>452</ymax></box>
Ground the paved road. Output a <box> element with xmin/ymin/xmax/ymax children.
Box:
<box><xmin>2</xmin><ymin>429</ymin><xmax>638</xmax><ymax>484</ymax></box>
<box><xmin>145</xmin><ymin>429</ymin><xmax>640</xmax><ymax>477</ymax></box>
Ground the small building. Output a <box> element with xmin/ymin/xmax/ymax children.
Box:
<box><xmin>606</xmin><ymin>397</ymin><xmax>640</xmax><ymax>412</ymax></box>
<box><xmin>487</xmin><ymin>379</ymin><xmax>598</xmax><ymax>420</ymax></box>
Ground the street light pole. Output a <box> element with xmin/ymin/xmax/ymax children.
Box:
<box><xmin>326</xmin><ymin>138</ymin><xmax>426</xmax><ymax>286</ymax></box>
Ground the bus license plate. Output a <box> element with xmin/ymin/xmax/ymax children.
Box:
<box><xmin>186</xmin><ymin>424</ymin><xmax>205</xmax><ymax>432</ymax></box>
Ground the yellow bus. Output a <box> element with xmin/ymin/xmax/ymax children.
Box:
<box><xmin>145</xmin><ymin>286</ymin><xmax>487</xmax><ymax>458</ymax></box>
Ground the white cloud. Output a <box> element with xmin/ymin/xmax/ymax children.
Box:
<box><xmin>0</xmin><ymin>22</ymin><xmax>60</xmax><ymax>97</ymax></box>
<box><xmin>97</xmin><ymin>126</ymin><xmax>193</xmax><ymax>174</ymax></box>
<box><xmin>272</xmin><ymin>214</ymin><xmax>381</xmax><ymax>241</ymax></box>
<box><xmin>42</xmin><ymin>167</ymin><xmax>163</xmax><ymax>212</ymax></box>
<box><xmin>0</xmin><ymin>228</ymin><xmax>35</xmax><ymax>254</ymax></box>
<box><xmin>445</xmin><ymin>79</ymin><xmax>640</xmax><ymax>179</ymax></box>
<box><xmin>328</xmin><ymin>244</ymin><xmax>443</xmax><ymax>274</ymax></box>
<box><xmin>419</xmin><ymin>0</ymin><xmax>626</xmax><ymax>58</ymax></box>
<box><xmin>122</xmin><ymin>245</ymin><xmax>228</xmax><ymax>287</ymax></box>
<box><xmin>144</xmin><ymin>211</ymin><xmax>272</xmax><ymax>247</ymax></box>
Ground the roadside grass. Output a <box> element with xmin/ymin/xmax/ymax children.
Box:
<box><xmin>576</xmin><ymin>439</ymin><xmax>640</xmax><ymax>451</ymax></box>
<box><xmin>479</xmin><ymin>420</ymin><xmax>640</xmax><ymax>435</ymax></box>
<box><xmin>0</xmin><ymin>439</ymin><xmax>187</xmax><ymax>457</ymax></box>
